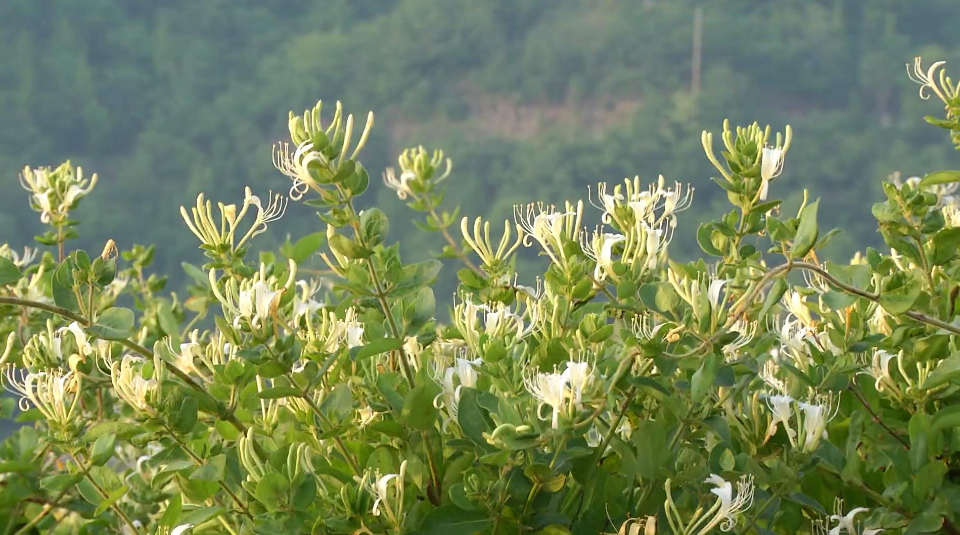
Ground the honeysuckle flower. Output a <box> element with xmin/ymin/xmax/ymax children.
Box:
<box><xmin>797</xmin><ymin>400</ymin><xmax>831</xmax><ymax>452</ymax></box>
<box><xmin>180</xmin><ymin>187</ymin><xmax>286</xmax><ymax>252</ymax></box>
<box><xmin>368</xmin><ymin>460</ymin><xmax>407</xmax><ymax>526</ymax></box>
<box><xmin>865</xmin><ymin>349</ymin><xmax>898</xmax><ymax>393</ymax></box>
<box><xmin>168</xmin><ymin>331</ymin><xmax>203</xmax><ymax>376</ymax></box>
<box><xmin>616</xmin><ymin>417</ymin><xmax>634</xmax><ymax>440</ymax></box>
<box><xmin>0</xmin><ymin>245</ymin><xmax>36</xmax><ymax>268</ymax></box>
<box><xmin>765</xmin><ymin>394</ymin><xmax>796</xmax><ymax>443</ymax></box>
<box><xmin>944</xmin><ymin>204</ymin><xmax>960</xmax><ymax>227</ymax></box>
<box><xmin>170</xmin><ymin>524</ymin><xmax>194</xmax><ymax>535</ymax></box>
<box><xmin>382</xmin><ymin>168</ymin><xmax>417</xmax><ymax>199</ymax></box>
<box><xmin>515</xmin><ymin>201</ymin><xmax>583</xmax><ymax>265</ymax></box>
<box><xmin>62</xmin><ymin>322</ymin><xmax>93</xmax><ymax>358</ymax></box>
<box><xmin>759</xmin><ymin>357</ymin><xmax>787</xmax><ymax>394</ymax></box>
<box><xmin>585</xmin><ymin>426</ymin><xmax>602</xmax><ymax>448</ymax></box>
<box><xmin>700</xmin><ymin>474</ymin><xmax>755</xmax><ymax>532</ymax></box>
<box><xmin>723</xmin><ymin>319</ymin><xmax>757</xmax><ymax>361</ymax></box>
<box><xmin>783</xmin><ymin>290</ymin><xmax>814</xmax><ymax>327</ymax></box>
<box><xmin>20</xmin><ymin>162</ymin><xmax>97</xmax><ymax>225</ymax></box>
<box><xmin>907</xmin><ymin>57</ymin><xmax>957</xmax><ymax>105</ymax></box>
<box><xmin>300</xmin><ymin>308</ymin><xmax>346</xmax><ymax>354</ymax></box>
<box><xmin>562</xmin><ymin>358</ymin><xmax>594</xmax><ymax>406</ymax></box>
<box><xmin>612</xmin><ymin>516</ymin><xmax>656</xmax><ymax>535</ymax></box>
<box><xmin>384</xmin><ymin>146</ymin><xmax>451</xmax><ymax>200</ymax></box>
<box><xmin>209</xmin><ymin>260</ymin><xmax>296</xmax><ymax>331</ymax></box>
<box><xmin>341</xmin><ymin>307</ymin><xmax>364</xmax><ymax>348</ymax></box>
<box><xmin>828</xmin><ymin>500</ymin><xmax>874</xmax><ymax>535</ymax></box>
<box><xmin>110</xmin><ymin>354</ymin><xmax>163</xmax><ymax>414</ymax></box>
<box><xmin>274</xmin><ymin>101</ymin><xmax>375</xmax><ymax>199</ymax></box>
<box><xmin>581</xmin><ymin>230</ymin><xmax>625</xmax><ymax>281</ymax></box>
<box><xmin>292</xmin><ymin>280</ymin><xmax>324</xmax><ymax>322</ymax></box>
<box><xmin>2</xmin><ymin>366</ymin><xmax>81</xmax><ymax>429</ymax></box>
<box><xmin>524</xmin><ymin>371</ymin><xmax>569</xmax><ymax>429</ymax></box>
<box><xmin>358</xmin><ymin>406</ymin><xmax>380</xmax><ymax>427</ymax></box>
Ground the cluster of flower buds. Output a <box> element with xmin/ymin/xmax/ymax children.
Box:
<box><xmin>273</xmin><ymin>100</ymin><xmax>374</xmax><ymax>202</ymax></box>
<box><xmin>514</xmin><ymin>201</ymin><xmax>584</xmax><ymax>266</ymax></box>
<box><xmin>180</xmin><ymin>187</ymin><xmax>286</xmax><ymax>257</ymax></box>
<box><xmin>452</xmin><ymin>297</ymin><xmax>540</xmax><ymax>354</ymax></box>
<box><xmin>19</xmin><ymin>161</ymin><xmax>97</xmax><ymax>226</ymax></box>
<box><xmin>702</xmin><ymin>120</ymin><xmax>792</xmax><ymax>207</ymax></box>
<box><xmin>382</xmin><ymin>146</ymin><xmax>451</xmax><ymax>201</ymax></box>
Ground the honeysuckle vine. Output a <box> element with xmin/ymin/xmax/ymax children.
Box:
<box><xmin>1</xmin><ymin>58</ymin><xmax>960</xmax><ymax>534</ymax></box>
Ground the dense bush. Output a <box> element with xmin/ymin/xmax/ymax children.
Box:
<box><xmin>0</xmin><ymin>59</ymin><xmax>959</xmax><ymax>534</ymax></box>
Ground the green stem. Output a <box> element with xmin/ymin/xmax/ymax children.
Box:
<box><xmin>163</xmin><ymin>426</ymin><xmax>254</xmax><ymax>520</ymax></box>
<box><xmin>287</xmin><ymin>374</ymin><xmax>361</xmax><ymax>477</ymax></box>
<box><xmin>67</xmin><ymin>452</ymin><xmax>140</xmax><ymax>534</ymax></box>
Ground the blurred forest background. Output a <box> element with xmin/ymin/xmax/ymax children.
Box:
<box><xmin>1</xmin><ymin>0</ymin><xmax>958</xmax><ymax>291</ymax></box>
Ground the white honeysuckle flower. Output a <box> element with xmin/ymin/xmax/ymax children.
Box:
<box><xmin>62</xmin><ymin>322</ymin><xmax>93</xmax><ymax>357</ymax></box>
<box><xmin>586</xmin><ymin>426</ymin><xmax>602</xmax><ymax>448</ymax></box>
<box><xmin>2</xmin><ymin>366</ymin><xmax>81</xmax><ymax>428</ymax></box>
<box><xmin>170</xmin><ymin>523</ymin><xmax>194</xmax><ymax>535</ymax></box>
<box><xmin>368</xmin><ymin>460</ymin><xmax>407</xmax><ymax>525</ymax></box>
<box><xmin>514</xmin><ymin>201</ymin><xmax>583</xmax><ymax>265</ymax></box>
<box><xmin>907</xmin><ymin>57</ymin><xmax>956</xmax><ymax>104</ymax></box>
<box><xmin>943</xmin><ymin>204</ymin><xmax>960</xmax><ymax>227</ymax></box>
<box><xmin>0</xmin><ymin>245</ymin><xmax>37</xmax><ymax>268</ymax></box>
<box><xmin>432</xmin><ymin>356</ymin><xmax>481</xmax><ymax>425</ymax></box>
<box><xmin>617</xmin><ymin>417</ymin><xmax>634</xmax><ymax>440</ymax></box>
<box><xmin>209</xmin><ymin>261</ymin><xmax>296</xmax><ymax>331</ymax></box>
<box><xmin>382</xmin><ymin>168</ymin><xmax>417</xmax><ymax>199</ymax></box>
<box><xmin>765</xmin><ymin>394</ymin><xmax>796</xmax><ymax>444</ymax></box>
<box><xmin>292</xmin><ymin>280</ymin><xmax>324</xmax><ymax>322</ymax></box>
<box><xmin>524</xmin><ymin>371</ymin><xmax>569</xmax><ymax>429</ymax></box>
<box><xmin>701</xmin><ymin>474</ymin><xmax>755</xmax><ymax>532</ymax></box>
<box><xmin>563</xmin><ymin>358</ymin><xmax>594</xmax><ymax>406</ymax></box>
<box><xmin>865</xmin><ymin>349</ymin><xmax>898</xmax><ymax>393</ymax></box>
<box><xmin>19</xmin><ymin>163</ymin><xmax>97</xmax><ymax>225</ymax></box>
<box><xmin>301</xmin><ymin>309</ymin><xmax>347</xmax><ymax>354</ymax></box>
<box><xmin>110</xmin><ymin>354</ymin><xmax>162</xmax><ymax>414</ymax></box>
<box><xmin>758</xmin><ymin>146</ymin><xmax>786</xmax><ymax>201</ymax></box>
<box><xmin>358</xmin><ymin>406</ymin><xmax>379</xmax><ymax>427</ymax></box>
<box><xmin>723</xmin><ymin>319</ymin><xmax>757</xmax><ymax>361</ymax></box>
<box><xmin>180</xmin><ymin>187</ymin><xmax>286</xmax><ymax>252</ymax></box>
<box><xmin>783</xmin><ymin>290</ymin><xmax>814</xmax><ymax>327</ymax></box>
<box><xmin>797</xmin><ymin>401</ymin><xmax>831</xmax><ymax>452</ymax></box>
<box><xmin>828</xmin><ymin>502</ymin><xmax>871</xmax><ymax>535</ymax></box>
<box><xmin>341</xmin><ymin>307</ymin><xmax>364</xmax><ymax>349</ymax></box>
<box><xmin>581</xmin><ymin>230</ymin><xmax>625</xmax><ymax>281</ymax></box>
<box><xmin>759</xmin><ymin>357</ymin><xmax>787</xmax><ymax>394</ymax></box>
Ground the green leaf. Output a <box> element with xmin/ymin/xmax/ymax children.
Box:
<box><xmin>257</xmin><ymin>386</ymin><xmax>303</xmax><ymax>399</ymax></box>
<box><xmin>91</xmin><ymin>433</ymin><xmax>116</xmax><ymax>466</ymax></box>
<box><xmin>360</xmin><ymin>208</ymin><xmax>389</xmax><ymax>246</ymax></box>
<box><xmin>255</xmin><ymin>473</ymin><xmax>288</xmax><ymax>511</ymax></box>
<box><xmin>879</xmin><ymin>270</ymin><xmax>922</xmax><ymax>315</ymax></box>
<box><xmin>919</xmin><ymin>170</ymin><xmax>960</xmax><ymax>187</ymax></box>
<box><xmin>285</xmin><ymin>231</ymin><xmax>326</xmax><ymax>264</ymax></box>
<box><xmin>40</xmin><ymin>473</ymin><xmax>82</xmax><ymax>492</ymax></box>
<box><xmin>416</xmin><ymin>505</ymin><xmax>493</xmax><ymax>535</ymax></box>
<box><xmin>457</xmin><ymin>388</ymin><xmax>491</xmax><ymax>448</ymax></box>
<box><xmin>931</xmin><ymin>228</ymin><xmax>960</xmax><ymax>265</ymax></box>
<box><xmin>0</xmin><ymin>257</ymin><xmax>23</xmax><ymax>285</ymax></box>
<box><xmin>791</xmin><ymin>199</ymin><xmax>819</xmax><ymax>258</ymax></box>
<box><xmin>88</xmin><ymin>307</ymin><xmax>135</xmax><ymax>340</ymax></box>
<box><xmin>401</xmin><ymin>381</ymin><xmax>440</xmax><ymax>431</ymax></box>
<box><xmin>94</xmin><ymin>485</ymin><xmax>129</xmax><ymax>516</ymax></box>
<box><xmin>638</xmin><ymin>282</ymin><xmax>679</xmax><ymax>314</ymax></box>
<box><xmin>174</xmin><ymin>397</ymin><xmax>199</xmax><ymax>434</ymax></box>
<box><xmin>52</xmin><ymin>260</ymin><xmax>79</xmax><ymax>312</ymax></box>
<box><xmin>214</xmin><ymin>420</ymin><xmax>240</xmax><ymax>441</ymax></box>
<box><xmin>760</xmin><ymin>277</ymin><xmax>789</xmax><ymax>317</ymax></box>
<box><xmin>179</xmin><ymin>505</ymin><xmax>225</xmax><ymax>527</ymax></box>
<box><xmin>190</xmin><ymin>454</ymin><xmax>226</xmax><ymax>482</ymax></box>
<box><xmin>691</xmin><ymin>353</ymin><xmax>718</xmax><ymax>402</ymax></box>
<box><xmin>353</xmin><ymin>337</ymin><xmax>403</xmax><ymax>362</ymax></box>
